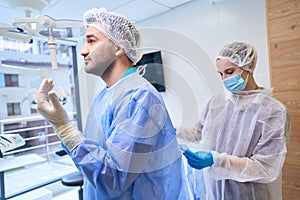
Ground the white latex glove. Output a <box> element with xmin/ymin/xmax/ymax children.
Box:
<box><xmin>37</xmin><ymin>78</ymin><xmax>83</xmax><ymax>151</ymax></box>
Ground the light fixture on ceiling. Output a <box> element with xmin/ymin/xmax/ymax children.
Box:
<box><xmin>0</xmin><ymin>0</ymin><xmax>84</xmax><ymax>69</ymax></box>
<box><xmin>11</xmin><ymin>15</ymin><xmax>84</xmax><ymax>69</ymax></box>
<box><xmin>2</xmin><ymin>0</ymin><xmax>52</xmax><ymax>17</ymax></box>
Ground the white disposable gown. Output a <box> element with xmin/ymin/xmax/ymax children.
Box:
<box><xmin>178</xmin><ymin>89</ymin><xmax>290</xmax><ymax>200</ymax></box>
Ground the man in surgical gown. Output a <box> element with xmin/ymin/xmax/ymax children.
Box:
<box><xmin>37</xmin><ymin>7</ymin><xmax>191</xmax><ymax>200</ymax></box>
<box><xmin>178</xmin><ymin>42</ymin><xmax>290</xmax><ymax>200</ymax></box>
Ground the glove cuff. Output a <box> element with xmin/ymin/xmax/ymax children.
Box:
<box><xmin>211</xmin><ymin>151</ymin><xmax>221</xmax><ymax>167</ymax></box>
<box><xmin>55</xmin><ymin>123</ymin><xmax>84</xmax><ymax>152</ymax></box>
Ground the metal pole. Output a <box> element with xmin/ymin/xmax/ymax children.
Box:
<box><xmin>0</xmin><ymin>150</ymin><xmax>6</xmax><ymax>200</ymax></box>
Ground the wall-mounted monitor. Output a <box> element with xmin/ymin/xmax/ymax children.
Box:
<box><xmin>133</xmin><ymin>51</ymin><xmax>165</xmax><ymax>92</ymax></box>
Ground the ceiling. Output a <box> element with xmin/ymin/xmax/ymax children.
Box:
<box><xmin>0</xmin><ymin>0</ymin><xmax>195</xmax><ymax>25</ymax></box>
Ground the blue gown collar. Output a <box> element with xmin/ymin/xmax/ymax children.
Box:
<box><xmin>121</xmin><ymin>67</ymin><xmax>136</xmax><ymax>79</ymax></box>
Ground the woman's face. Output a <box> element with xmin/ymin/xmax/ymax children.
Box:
<box><xmin>216</xmin><ymin>59</ymin><xmax>245</xmax><ymax>80</ymax></box>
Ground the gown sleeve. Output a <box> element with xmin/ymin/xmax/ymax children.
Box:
<box><xmin>209</xmin><ymin>101</ymin><xmax>290</xmax><ymax>183</ymax></box>
<box><xmin>69</xmin><ymin>89</ymin><xmax>169</xmax><ymax>198</ymax></box>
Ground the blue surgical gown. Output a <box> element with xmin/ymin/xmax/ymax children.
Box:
<box><xmin>69</xmin><ymin>72</ymin><xmax>191</xmax><ymax>199</ymax></box>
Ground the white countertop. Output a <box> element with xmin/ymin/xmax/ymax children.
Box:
<box><xmin>4</xmin><ymin>155</ymin><xmax>78</xmax><ymax>198</ymax></box>
<box><xmin>0</xmin><ymin>154</ymin><xmax>46</xmax><ymax>172</ymax></box>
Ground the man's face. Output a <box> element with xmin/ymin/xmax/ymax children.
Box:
<box><xmin>80</xmin><ymin>26</ymin><xmax>117</xmax><ymax>77</ymax></box>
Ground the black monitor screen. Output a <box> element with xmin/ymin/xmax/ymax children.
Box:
<box><xmin>134</xmin><ymin>51</ymin><xmax>165</xmax><ymax>92</ymax></box>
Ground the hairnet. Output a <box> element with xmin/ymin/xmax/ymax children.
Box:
<box><xmin>216</xmin><ymin>42</ymin><xmax>257</xmax><ymax>73</ymax></box>
<box><xmin>83</xmin><ymin>8</ymin><xmax>143</xmax><ymax>65</ymax></box>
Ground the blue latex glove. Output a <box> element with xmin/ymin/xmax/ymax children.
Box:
<box><xmin>183</xmin><ymin>149</ymin><xmax>214</xmax><ymax>170</ymax></box>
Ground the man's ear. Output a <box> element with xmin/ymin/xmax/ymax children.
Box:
<box><xmin>115</xmin><ymin>46</ymin><xmax>125</xmax><ymax>57</ymax></box>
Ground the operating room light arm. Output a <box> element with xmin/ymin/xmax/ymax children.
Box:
<box><xmin>2</xmin><ymin>15</ymin><xmax>84</xmax><ymax>69</ymax></box>
<box><xmin>47</xmin><ymin>27</ymin><xmax>58</xmax><ymax>69</ymax></box>
<box><xmin>0</xmin><ymin>30</ymin><xmax>33</xmax><ymax>43</ymax></box>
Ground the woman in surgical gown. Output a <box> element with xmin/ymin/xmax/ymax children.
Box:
<box><xmin>178</xmin><ymin>42</ymin><xmax>290</xmax><ymax>200</ymax></box>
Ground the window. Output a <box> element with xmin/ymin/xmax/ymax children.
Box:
<box><xmin>4</xmin><ymin>74</ymin><xmax>19</xmax><ymax>87</ymax></box>
<box><xmin>7</xmin><ymin>102</ymin><xmax>21</xmax><ymax>116</ymax></box>
<box><xmin>0</xmin><ymin>35</ymin><xmax>81</xmax><ymax>199</ymax></box>
<box><xmin>30</xmin><ymin>107</ymin><xmax>38</xmax><ymax>114</ymax></box>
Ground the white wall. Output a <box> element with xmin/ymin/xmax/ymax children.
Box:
<box><xmin>137</xmin><ymin>0</ymin><xmax>269</xmax><ymax>86</ymax></box>
<box><xmin>133</xmin><ymin>0</ymin><xmax>269</xmax><ymax>126</ymax></box>
<box><xmin>137</xmin><ymin>28</ymin><xmax>223</xmax><ymax>126</ymax></box>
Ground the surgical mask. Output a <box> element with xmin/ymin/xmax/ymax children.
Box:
<box><xmin>223</xmin><ymin>70</ymin><xmax>248</xmax><ymax>93</ymax></box>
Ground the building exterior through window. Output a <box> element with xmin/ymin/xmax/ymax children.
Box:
<box><xmin>0</xmin><ymin>35</ymin><xmax>81</xmax><ymax>199</ymax></box>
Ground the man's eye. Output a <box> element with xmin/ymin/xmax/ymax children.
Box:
<box><xmin>87</xmin><ymin>39</ymin><xmax>96</xmax><ymax>44</ymax></box>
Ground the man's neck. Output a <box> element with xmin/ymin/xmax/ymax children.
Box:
<box><xmin>103</xmin><ymin>56</ymin><xmax>132</xmax><ymax>88</ymax></box>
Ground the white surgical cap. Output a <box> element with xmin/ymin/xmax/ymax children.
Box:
<box><xmin>83</xmin><ymin>8</ymin><xmax>143</xmax><ymax>65</ymax></box>
<box><xmin>216</xmin><ymin>42</ymin><xmax>258</xmax><ymax>73</ymax></box>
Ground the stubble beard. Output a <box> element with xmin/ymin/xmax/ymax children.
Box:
<box><xmin>101</xmin><ymin>61</ymin><xmax>115</xmax><ymax>81</ymax></box>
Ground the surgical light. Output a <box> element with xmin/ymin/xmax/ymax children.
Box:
<box><xmin>0</xmin><ymin>0</ymin><xmax>84</xmax><ymax>69</ymax></box>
